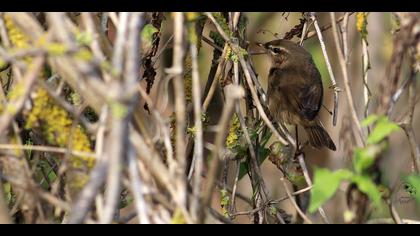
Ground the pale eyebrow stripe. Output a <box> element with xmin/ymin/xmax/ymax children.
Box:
<box><xmin>268</xmin><ymin>45</ymin><xmax>290</xmax><ymax>55</ymax></box>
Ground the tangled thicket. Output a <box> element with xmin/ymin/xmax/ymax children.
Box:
<box><xmin>0</xmin><ymin>12</ymin><xmax>419</xmax><ymax>224</ymax></box>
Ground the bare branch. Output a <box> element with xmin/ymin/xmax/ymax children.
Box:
<box><xmin>329</xmin><ymin>12</ymin><xmax>365</xmax><ymax>146</ymax></box>
<box><xmin>200</xmin><ymin>85</ymin><xmax>244</xmax><ymax>223</ymax></box>
<box><xmin>311</xmin><ymin>12</ymin><xmax>341</xmax><ymax>128</ymax></box>
<box><xmin>190</xmin><ymin>41</ymin><xmax>205</xmax><ymax>222</ymax></box>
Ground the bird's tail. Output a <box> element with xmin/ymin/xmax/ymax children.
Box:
<box><xmin>305</xmin><ymin>124</ymin><xmax>336</xmax><ymax>151</ymax></box>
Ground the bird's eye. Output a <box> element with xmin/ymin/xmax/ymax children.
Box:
<box><xmin>273</xmin><ymin>48</ymin><xmax>281</xmax><ymax>54</ymax></box>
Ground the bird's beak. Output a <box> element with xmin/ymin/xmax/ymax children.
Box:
<box><xmin>255</xmin><ymin>42</ymin><xmax>266</xmax><ymax>49</ymax></box>
<box><xmin>252</xmin><ymin>42</ymin><xmax>268</xmax><ymax>55</ymax></box>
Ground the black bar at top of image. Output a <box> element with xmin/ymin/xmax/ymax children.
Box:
<box><xmin>1</xmin><ymin>0</ymin><xmax>419</xmax><ymax>12</ymax></box>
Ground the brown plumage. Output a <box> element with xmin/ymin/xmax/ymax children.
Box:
<box><xmin>260</xmin><ymin>39</ymin><xmax>336</xmax><ymax>151</ymax></box>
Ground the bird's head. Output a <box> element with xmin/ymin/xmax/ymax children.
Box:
<box><xmin>256</xmin><ymin>39</ymin><xmax>310</xmax><ymax>69</ymax></box>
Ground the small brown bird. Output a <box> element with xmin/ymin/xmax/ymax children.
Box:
<box><xmin>259</xmin><ymin>39</ymin><xmax>336</xmax><ymax>151</ymax></box>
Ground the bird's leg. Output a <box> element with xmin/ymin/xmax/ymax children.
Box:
<box><xmin>295</xmin><ymin>125</ymin><xmax>299</xmax><ymax>153</ymax></box>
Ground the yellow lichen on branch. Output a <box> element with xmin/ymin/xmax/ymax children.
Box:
<box><xmin>3</xmin><ymin>14</ymin><xmax>94</xmax><ymax>190</ymax></box>
<box><xmin>183</xmin><ymin>53</ymin><xmax>193</xmax><ymax>103</ymax></box>
<box><xmin>25</xmin><ymin>88</ymin><xmax>94</xmax><ymax>170</ymax></box>
<box><xmin>226</xmin><ymin>114</ymin><xmax>240</xmax><ymax>149</ymax></box>
<box><xmin>356</xmin><ymin>12</ymin><xmax>368</xmax><ymax>39</ymax></box>
<box><xmin>4</xmin><ymin>14</ymin><xmax>30</xmax><ymax>50</ymax></box>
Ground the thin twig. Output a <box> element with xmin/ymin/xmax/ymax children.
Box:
<box><xmin>202</xmin><ymin>36</ymin><xmax>224</xmax><ymax>53</ymax></box>
<box><xmin>341</xmin><ymin>13</ymin><xmax>350</xmax><ymax>63</ymax></box>
<box><xmin>270</xmin><ymin>186</ymin><xmax>313</xmax><ymax>204</ymax></box>
<box><xmin>68</xmin><ymin>157</ymin><xmax>108</xmax><ymax>223</ymax></box>
<box><xmin>102</xmin><ymin>12</ymin><xmax>142</xmax><ymax>224</ymax></box>
<box><xmin>297</xmin><ymin>154</ymin><xmax>330</xmax><ymax>224</ymax></box>
<box><xmin>0</xmin><ymin>14</ymin><xmax>11</xmax><ymax>48</ymax></box>
<box><xmin>299</xmin><ymin>18</ymin><xmax>308</xmax><ymax>46</ymax></box>
<box><xmin>205</xmin><ymin>13</ymin><xmax>230</xmax><ymax>43</ymax></box>
<box><xmin>231</xmin><ymin>186</ymin><xmax>312</xmax><ymax>217</ymax></box>
<box><xmin>378</xmin><ymin>12</ymin><xmax>418</xmax><ymax>116</ymax></box>
<box><xmin>388</xmin><ymin>199</ymin><xmax>402</xmax><ymax>224</ymax></box>
<box><xmin>311</xmin><ymin>12</ymin><xmax>341</xmax><ymax>128</ymax></box>
<box><xmin>0</xmin><ymin>144</ymin><xmax>96</xmax><ymax>159</ymax></box>
<box><xmin>229</xmin><ymin>60</ymin><xmax>242</xmax><ymax>215</ymax></box>
<box><xmin>239</xmin><ymin>56</ymin><xmax>290</xmax><ymax>147</ymax></box>
<box><xmin>304</xmin><ymin>12</ymin><xmax>356</xmax><ymax>40</ymax></box>
<box><xmin>400</xmin><ymin>64</ymin><xmax>420</xmax><ymax>173</ymax></box>
<box><xmin>357</xmin><ymin>13</ymin><xmax>372</xmax><ymax>131</ymax></box>
<box><xmin>111</xmin><ymin>12</ymin><xmax>129</xmax><ymax>77</ymax></box>
<box><xmin>152</xmin><ymin>34</ymin><xmax>174</xmax><ymax>66</ymax></box>
<box><xmin>127</xmin><ymin>145</ymin><xmax>150</xmax><ymax>224</ymax></box>
<box><xmin>390</xmin><ymin>78</ymin><xmax>411</xmax><ymax>113</ymax></box>
<box><xmin>190</xmin><ymin>41</ymin><xmax>204</xmax><ymax>222</ymax></box>
<box><xmin>208</xmin><ymin>207</ymin><xmax>233</xmax><ymax>224</ymax></box>
<box><xmin>233</xmin><ymin>67</ymin><xmax>270</xmax><ymax>223</ymax></box>
<box><xmin>202</xmin><ymin>45</ymin><xmax>228</xmax><ymax>113</ymax></box>
<box><xmin>168</xmin><ymin>12</ymin><xmax>188</xmax><ymax>210</ymax></box>
<box><xmin>329</xmin><ymin>12</ymin><xmax>365</xmax><ymax>146</ymax></box>
<box><xmin>200</xmin><ymin>85</ymin><xmax>245</xmax><ymax>223</ymax></box>
<box><xmin>280</xmin><ymin>177</ymin><xmax>312</xmax><ymax>224</ymax></box>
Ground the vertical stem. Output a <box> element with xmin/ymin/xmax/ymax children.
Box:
<box><xmin>171</xmin><ymin>12</ymin><xmax>187</xmax><ymax>208</ymax></box>
<box><xmin>297</xmin><ymin>154</ymin><xmax>330</xmax><ymax>223</ymax></box>
<box><xmin>329</xmin><ymin>12</ymin><xmax>365</xmax><ymax>146</ymax></box>
<box><xmin>361</xmin><ymin>38</ymin><xmax>371</xmax><ymax>127</ymax></box>
<box><xmin>128</xmin><ymin>146</ymin><xmax>150</xmax><ymax>224</ymax></box>
<box><xmin>310</xmin><ymin>13</ymin><xmax>341</xmax><ymax>128</ymax></box>
<box><xmin>190</xmin><ymin>42</ymin><xmax>204</xmax><ymax>221</ymax></box>
<box><xmin>200</xmin><ymin>85</ymin><xmax>244</xmax><ymax>223</ymax></box>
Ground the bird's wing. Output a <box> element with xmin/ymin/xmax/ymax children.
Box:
<box><xmin>283</xmin><ymin>80</ymin><xmax>322</xmax><ymax>121</ymax></box>
<box><xmin>298</xmin><ymin>84</ymin><xmax>322</xmax><ymax>120</ymax></box>
<box><xmin>268</xmin><ymin>66</ymin><xmax>323</xmax><ymax>121</ymax></box>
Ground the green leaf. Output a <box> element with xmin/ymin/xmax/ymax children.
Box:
<box><xmin>238</xmin><ymin>161</ymin><xmax>250</xmax><ymax>181</ymax></box>
<box><xmin>141</xmin><ymin>24</ymin><xmax>159</xmax><ymax>49</ymax></box>
<box><xmin>362</xmin><ymin>114</ymin><xmax>379</xmax><ymax>127</ymax></box>
<box><xmin>288</xmin><ymin>174</ymin><xmax>307</xmax><ymax>188</ymax></box>
<box><xmin>209</xmin><ymin>31</ymin><xmax>225</xmax><ymax>46</ymax></box>
<box><xmin>353</xmin><ymin>145</ymin><xmax>383</xmax><ymax>174</ymax></box>
<box><xmin>351</xmin><ymin>175</ymin><xmax>382</xmax><ymax>207</ymax></box>
<box><xmin>403</xmin><ymin>175</ymin><xmax>420</xmax><ymax>203</ymax></box>
<box><xmin>259</xmin><ymin>127</ymin><xmax>272</xmax><ymax>147</ymax></box>
<box><xmin>238</xmin><ymin>147</ymin><xmax>271</xmax><ymax>180</ymax></box>
<box><xmin>367</xmin><ymin>117</ymin><xmax>400</xmax><ymax>144</ymax></box>
<box><xmin>258</xmin><ymin>147</ymin><xmax>271</xmax><ymax>164</ymax></box>
<box><xmin>308</xmin><ymin>169</ymin><xmax>353</xmax><ymax>213</ymax></box>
